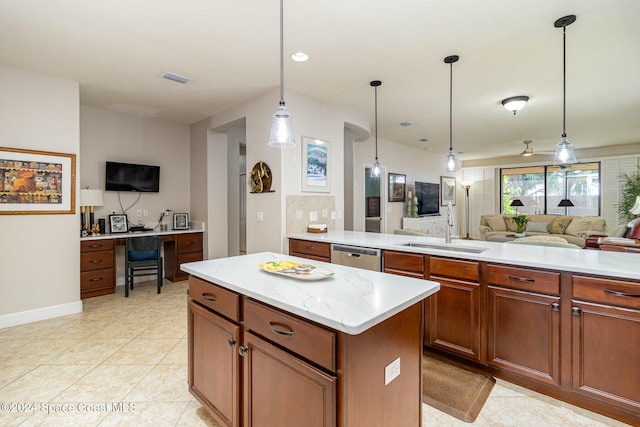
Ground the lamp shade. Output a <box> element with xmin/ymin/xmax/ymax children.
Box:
<box><xmin>630</xmin><ymin>195</ymin><xmax>640</xmax><ymax>215</ymax></box>
<box><xmin>268</xmin><ymin>104</ymin><xmax>295</xmax><ymax>147</ymax></box>
<box><xmin>557</xmin><ymin>199</ymin><xmax>574</xmax><ymax>207</ymax></box>
<box><xmin>80</xmin><ymin>189</ymin><xmax>103</xmax><ymax>207</ymax></box>
<box><xmin>510</xmin><ymin>199</ymin><xmax>524</xmax><ymax>207</ymax></box>
<box><xmin>502</xmin><ymin>96</ymin><xmax>529</xmax><ymax>115</ymax></box>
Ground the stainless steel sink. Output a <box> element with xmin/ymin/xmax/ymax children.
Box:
<box><xmin>398</xmin><ymin>242</ymin><xmax>488</xmax><ymax>253</ymax></box>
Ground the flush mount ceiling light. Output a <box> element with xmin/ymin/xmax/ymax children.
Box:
<box><xmin>502</xmin><ymin>96</ymin><xmax>529</xmax><ymax>115</ymax></box>
<box><xmin>268</xmin><ymin>0</ymin><xmax>295</xmax><ymax>148</ymax></box>
<box><xmin>521</xmin><ymin>140</ymin><xmax>534</xmax><ymax>156</ymax></box>
<box><xmin>553</xmin><ymin>14</ymin><xmax>578</xmax><ymax>166</ymax></box>
<box><xmin>444</xmin><ymin>55</ymin><xmax>460</xmax><ymax>172</ymax></box>
<box><xmin>370</xmin><ymin>80</ymin><xmax>382</xmax><ymax>178</ymax></box>
<box><xmin>290</xmin><ymin>51</ymin><xmax>309</xmax><ymax>62</ymax></box>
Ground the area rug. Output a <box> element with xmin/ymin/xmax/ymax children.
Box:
<box><xmin>422</xmin><ymin>351</ymin><xmax>495</xmax><ymax>423</ymax></box>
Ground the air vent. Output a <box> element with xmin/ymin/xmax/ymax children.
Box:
<box><xmin>162</xmin><ymin>71</ymin><xmax>192</xmax><ymax>84</ymax></box>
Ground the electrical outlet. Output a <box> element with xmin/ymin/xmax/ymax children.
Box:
<box><xmin>143</xmin><ymin>209</ymin><xmax>148</xmax><ymax>217</ymax></box>
<box><xmin>322</xmin><ymin>209</ymin><xmax>328</xmax><ymax>218</ymax></box>
<box><xmin>257</xmin><ymin>211</ymin><xmax>264</xmax><ymax>222</ymax></box>
<box><xmin>384</xmin><ymin>357</ymin><xmax>401</xmax><ymax>385</ymax></box>
<box><xmin>136</xmin><ymin>209</ymin><xmax>142</xmax><ymax>217</ymax></box>
<box><xmin>310</xmin><ymin>211</ymin><xmax>318</xmax><ymax>221</ymax></box>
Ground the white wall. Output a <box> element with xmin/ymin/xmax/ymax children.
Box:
<box><xmin>0</xmin><ymin>66</ymin><xmax>81</xmax><ymax>326</ymax></box>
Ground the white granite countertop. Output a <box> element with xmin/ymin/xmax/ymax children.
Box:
<box><xmin>181</xmin><ymin>252</ymin><xmax>440</xmax><ymax>335</ymax></box>
<box><xmin>288</xmin><ymin>230</ymin><xmax>640</xmax><ymax>281</ymax></box>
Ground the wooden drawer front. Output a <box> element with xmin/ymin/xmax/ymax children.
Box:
<box><xmin>81</xmin><ymin>269</ymin><xmax>115</xmax><ymax>292</ymax></box>
<box><xmin>488</xmin><ymin>264</ymin><xmax>560</xmax><ymax>295</ymax></box>
<box><xmin>383</xmin><ymin>251</ymin><xmax>424</xmax><ymax>275</ymax></box>
<box><xmin>179</xmin><ymin>251</ymin><xmax>203</xmax><ymax>265</ymax></box>
<box><xmin>573</xmin><ymin>275</ymin><xmax>640</xmax><ymax>309</ymax></box>
<box><xmin>430</xmin><ymin>257</ymin><xmax>479</xmax><ymax>282</ymax></box>
<box><xmin>81</xmin><ymin>250</ymin><xmax>114</xmax><ymax>272</ymax></box>
<box><xmin>290</xmin><ymin>252</ymin><xmax>330</xmax><ymax>262</ymax></box>
<box><xmin>177</xmin><ymin>233</ymin><xmax>203</xmax><ymax>254</ymax></box>
<box><xmin>189</xmin><ymin>276</ymin><xmax>240</xmax><ymax>322</ymax></box>
<box><xmin>289</xmin><ymin>239</ymin><xmax>331</xmax><ymax>259</ymax></box>
<box><xmin>244</xmin><ymin>298</ymin><xmax>336</xmax><ymax>372</ymax></box>
<box><xmin>81</xmin><ymin>239</ymin><xmax>114</xmax><ymax>253</ymax></box>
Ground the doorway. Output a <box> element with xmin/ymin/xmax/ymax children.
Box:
<box><xmin>365</xmin><ymin>167</ymin><xmax>383</xmax><ymax>233</ymax></box>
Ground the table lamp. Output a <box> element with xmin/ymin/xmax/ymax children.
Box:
<box><xmin>80</xmin><ymin>188</ymin><xmax>104</xmax><ymax>232</ymax></box>
<box><xmin>510</xmin><ymin>199</ymin><xmax>524</xmax><ymax>214</ymax></box>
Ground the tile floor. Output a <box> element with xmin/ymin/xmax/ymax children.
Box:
<box><xmin>0</xmin><ymin>280</ymin><xmax>631</xmax><ymax>427</ymax></box>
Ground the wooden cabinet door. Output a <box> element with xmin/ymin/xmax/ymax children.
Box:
<box><xmin>189</xmin><ymin>300</ymin><xmax>241</xmax><ymax>427</ymax></box>
<box><xmin>487</xmin><ymin>286</ymin><xmax>560</xmax><ymax>385</ymax></box>
<box><xmin>572</xmin><ymin>301</ymin><xmax>640</xmax><ymax>412</ymax></box>
<box><xmin>242</xmin><ymin>331</ymin><xmax>336</xmax><ymax>427</ymax></box>
<box><xmin>427</xmin><ymin>277</ymin><xmax>481</xmax><ymax>361</ymax></box>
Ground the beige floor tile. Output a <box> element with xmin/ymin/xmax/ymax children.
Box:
<box><xmin>123</xmin><ymin>364</ymin><xmax>192</xmax><ymax>402</ymax></box>
<box><xmin>0</xmin><ymin>364</ymin><xmax>37</xmax><ymax>388</ymax></box>
<box><xmin>0</xmin><ymin>365</ymin><xmax>94</xmax><ymax>402</ymax></box>
<box><xmin>139</xmin><ymin>320</ymin><xmax>187</xmax><ymax>339</ymax></box>
<box><xmin>553</xmin><ymin>402</ymin><xmax>633</xmax><ymax>427</ymax></box>
<box><xmin>102</xmin><ymin>338</ymin><xmax>180</xmax><ymax>365</ymax></box>
<box><xmin>54</xmin><ymin>364</ymin><xmax>153</xmax><ymax>402</ymax></box>
<box><xmin>422</xmin><ymin>402</ymin><xmax>491</xmax><ymax>426</ymax></box>
<box><xmin>0</xmin><ymin>338</ymin><xmax>78</xmax><ymax>365</ymax></box>
<box><xmin>17</xmin><ymin>401</ymin><xmax>109</xmax><ymax>426</ymax></box>
<box><xmin>98</xmin><ymin>401</ymin><xmax>188</xmax><ymax>427</ymax></box>
<box><xmin>480</xmin><ymin>396</ymin><xmax>572</xmax><ymax>426</ymax></box>
<box><xmin>46</xmin><ymin>338</ymin><xmax>131</xmax><ymax>365</ymax></box>
<box><xmin>175</xmin><ymin>401</ymin><xmax>224</xmax><ymax>427</ymax></box>
<box><xmin>158</xmin><ymin>338</ymin><xmax>187</xmax><ymax>365</ymax></box>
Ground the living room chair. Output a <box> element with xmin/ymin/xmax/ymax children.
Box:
<box><xmin>125</xmin><ymin>235</ymin><xmax>163</xmax><ymax>297</ymax></box>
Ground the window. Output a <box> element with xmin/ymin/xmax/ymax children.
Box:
<box><xmin>501</xmin><ymin>162</ymin><xmax>600</xmax><ymax>216</ymax></box>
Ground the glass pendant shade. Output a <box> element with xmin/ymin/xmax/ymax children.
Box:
<box><xmin>268</xmin><ymin>103</ymin><xmax>295</xmax><ymax>147</ymax></box>
<box><xmin>444</xmin><ymin>149</ymin><xmax>460</xmax><ymax>172</ymax></box>
<box><xmin>370</xmin><ymin>158</ymin><xmax>381</xmax><ymax>178</ymax></box>
<box><xmin>553</xmin><ymin>137</ymin><xmax>576</xmax><ymax>165</ymax></box>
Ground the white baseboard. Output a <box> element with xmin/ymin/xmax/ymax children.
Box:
<box><xmin>0</xmin><ymin>301</ymin><xmax>83</xmax><ymax>329</ymax></box>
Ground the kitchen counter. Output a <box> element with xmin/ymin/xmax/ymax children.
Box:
<box><xmin>181</xmin><ymin>251</ymin><xmax>439</xmax><ymax>334</ymax></box>
<box><xmin>287</xmin><ymin>230</ymin><xmax>640</xmax><ymax>281</ymax></box>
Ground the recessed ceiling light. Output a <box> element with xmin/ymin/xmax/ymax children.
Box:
<box><xmin>162</xmin><ymin>71</ymin><xmax>192</xmax><ymax>84</ymax></box>
<box><xmin>420</xmin><ymin>138</ymin><xmax>429</xmax><ymax>142</ymax></box>
<box><xmin>400</xmin><ymin>121</ymin><xmax>413</xmax><ymax>127</ymax></box>
<box><xmin>290</xmin><ymin>51</ymin><xmax>309</xmax><ymax>62</ymax></box>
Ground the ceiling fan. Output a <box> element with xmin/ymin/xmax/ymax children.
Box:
<box><xmin>520</xmin><ymin>140</ymin><xmax>534</xmax><ymax>156</ymax></box>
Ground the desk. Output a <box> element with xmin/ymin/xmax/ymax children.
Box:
<box><xmin>80</xmin><ymin>228</ymin><xmax>203</xmax><ymax>299</ymax></box>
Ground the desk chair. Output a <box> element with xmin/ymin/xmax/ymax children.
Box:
<box><xmin>125</xmin><ymin>235</ymin><xmax>163</xmax><ymax>297</ymax></box>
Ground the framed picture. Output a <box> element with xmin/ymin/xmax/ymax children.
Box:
<box><xmin>302</xmin><ymin>137</ymin><xmax>330</xmax><ymax>192</ymax></box>
<box><xmin>440</xmin><ymin>176</ymin><xmax>456</xmax><ymax>206</ymax></box>
<box><xmin>173</xmin><ymin>212</ymin><xmax>189</xmax><ymax>230</ymax></box>
<box><xmin>0</xmin><ymin>146</ymin><xmax>76</xmax><ymax>214</ymax></box>
<box><xmin>109</xmin><ymin>214</ymin><xmax>128</xmax><ymax>233</ymax></box>
<box><xmin>388</xmin><ymin>173</ymin><xmax>406</xmax><ymax>202</ymax></box>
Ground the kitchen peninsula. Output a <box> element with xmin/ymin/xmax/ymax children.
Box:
<box><xmin>181</xmin><ymin>252</ymin><xmax>440</xmax><ymax>427</ymax></box>
<box><xmin>288</xmin><ymin>230</ymin><xmax>640</xmax><ymax>425</ymax></box>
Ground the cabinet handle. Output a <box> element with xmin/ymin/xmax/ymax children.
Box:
<box><xmin>507</xmin><ymin>274</ymin><xmax>534</xmax><ymax>283</ymax></box>
<box><xmin>89</xmin><ymin>244</ymin><xmax>102</xmax><ymax>248</ymax></box>
<box><xmin>90</xmin><ymin>259</ymin><xmax>103</xmax><ymax>264</ymax></box>
<box><xmin>551</xmin><ymin>303</ymin><xmax>560</xmax><ymax>311</ymax></box>
<box><xmin>89</xmin><ymin>277</ymin><xmax>103</xmax><ymax>282</ymax></box>
<box><xmin>572</xmin><ymin>307</ymin><xmax>581</xmax><ymax>316</ymax></box>
<box><xmin>238</xmin><ymin>345</ymin><xmax>249</xmax><ymax>356</ymax></box>
<box><xmin>604</xmin><ymin>289</ymin><xmax>640</xmax><ymax>298</ymax></box>
<box><xmin>201</xmin><ymin>293</ymin><xmax>217</xmax><ymax>302</ymax></box>
<box><xmin>304</xmin><ymin>245</ymin><xmax>313</xmax><ymax>250</ymax></box>
<box><xmin>185</xmin><ymin>241</ymin><xmax>194</xmax><ymax>245</ymax></box>
<box><xmin>227</xmin><ymin>338</ymin><xmax>236</xmax><ymax>348</ymax></box>
<box><xmin>269</xmin><ymin>322</ymin><xmax>294</xmax><ymax>337</ymax></box>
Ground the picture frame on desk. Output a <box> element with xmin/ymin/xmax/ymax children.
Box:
<box><xmin>173</xmin><ymin>212</ymin><xmax>189</xmax><ymax>230</ymax></box>
<box><xmin>109</xmin><ymin>214</ymin><xmax>128</xmax><ymax>233</ymax></box>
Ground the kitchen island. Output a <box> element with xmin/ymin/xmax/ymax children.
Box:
<box><xmin>287</xmin><ymin>230</ymin><xmax>640</xmax><ymax>425</ymax></box>
<box><xmin>181</xmin><ymin>252</ymin><xmax>440</xmax><ymax>427</ymax></box>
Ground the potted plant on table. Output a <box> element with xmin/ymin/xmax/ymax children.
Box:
<box><xmin>513</xmin><ymin>214</ymin><xmax>530</xmax><ymax>237</ymax></box>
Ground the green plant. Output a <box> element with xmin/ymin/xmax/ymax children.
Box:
<box><xmin>513</xmin><ymin>214</ymin><xmax>530</xmax><ymax>233</ymax></box>
<box><xmin>617</xmin><ymin>170</ymin><xmax>640</xmax><ymax>223</ymax></box>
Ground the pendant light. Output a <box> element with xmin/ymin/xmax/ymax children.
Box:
<box><xmin>268</xmin><ymin>0</ymin><xmax>295</xmax><ymax>147</ymax></box>
<box><xmin>553</xmin><ymin>15</ymin><xmax>577</xmax><ymax>165</ymax></box>
<box><xmin>370</xmin><ymin>80</ymin><xmax>382</xmax><ymax>178</ymax></box>
<box><xmin>444</xmin><ymin>55</ymin><xmax>460</xmax><ymax>172</ymax></box>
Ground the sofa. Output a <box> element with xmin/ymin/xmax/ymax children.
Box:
<box><xmin>479</xmin><ymin>214</ymin><xmax>608</xmax><ymax>247</ymax></box>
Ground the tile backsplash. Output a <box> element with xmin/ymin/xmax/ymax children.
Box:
<box><xmin>286</xmin><ymin>195</ymin><xmax>336</xmax><ymax>234</ymax></box>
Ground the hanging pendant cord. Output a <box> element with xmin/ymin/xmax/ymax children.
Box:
<box><xmin>449</xmin><ymin>61</ymin><xmax>453</xmax><ymax>151</ymax></box>
<box><xmin>562</xmin><ymin>23</ymin><xmax>567</xmax><ymax>138</ymax></box>
<box><xmin>374</xmin><ymin>85</ymin><xmax>378</xmax><ymax>159</ymax></box>
<box><xmin>279</xmin><ymin>0</ymin><xmax>284</xmax><ymax>105</ymax></box>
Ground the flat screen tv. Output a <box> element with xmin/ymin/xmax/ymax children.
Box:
<box><xmin>105</xmin><ymin>161</ymin><xmax>160</xmax><ymax>192</ymax></box>
<box><xmin>414</xmin><ymin>181</ymin><xmax>440</xmax><ymax>216</ymax></box>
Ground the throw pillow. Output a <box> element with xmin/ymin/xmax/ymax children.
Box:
<box><xmin>610</xmin><ymin>224</ymin><xmax>628</xmax><ymax>238</ymax></box>
<box><xmin>526</xmin><ymin>222</ymin><xmax>549</xmax><ymax>233</ymax></box>
<box><xmin>515</xmin><ymin>235</ymin><xmax>568</xmax><ymax>243</ymax></box>
<box><xmin>549</xmin><ymin>217</ymin><xmax>573</xmax><ymax>234</ymax></box>
<box><xmin>504</xmin><ymin>216</ymin><xmax>518</xmax><ymax>232</ymax></box>
<box><xmin>485</xmin><ymin>215</ymin><xmax>507</xmax><ymax>231</ymax></box>
<box><xmin>565</xmin><ymin>216</ymin><xmax>597</xmax><ymax>236</ymax></box>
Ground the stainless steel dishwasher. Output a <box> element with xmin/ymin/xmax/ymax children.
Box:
<box><xmin>330</xmin><ymin>244</ymin><xmax>382</xmax><ymax>271</ymax></box>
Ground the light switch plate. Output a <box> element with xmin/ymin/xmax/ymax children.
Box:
<box><xmin>257</xmin><ymin>211</ymin><xmax>264</xmax><ymax>222</ymax></box>
<box><xmin>310</xmin><ymin>211</ymin><xmax>318</xmax><ymax>221</ymax></box>
<box><xmin>385</xmin><ymin>357</ymin><xmax>400</xmax><ymax>385</ymax></box>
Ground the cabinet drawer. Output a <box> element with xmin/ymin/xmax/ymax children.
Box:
<box><xmin>244</xmin><ymin>298</ymin><xmax>336</xmax><ymax>372</ymax></box>
<box><xmin>189</xmin><ymin>276</ymin><xmax>240</xmax><ymax>322</ymax></box>
<box><xmin>81</xmin><ymin>239</ymin><xmax>114</xmax><ymax>253</ymax></box>
<box><xmin>80</xmin><ymin>250</ymin><xmax>114</xmax><ymax>272</ymax></box>
<box><xmin>81</xmin><ymin>269</ymin><xmax>115</xmax><ymax>291</ymax></box>
<box><xmin>488</xmin><ymin>264</ymin><xmax>560</xmax><ymax>295</ymax></box>
<box><xmin>179</xmin><ymin>251</ymin><xmax>203</xmax><ymax>266</ymax></box>
<box><xmin>177</xmin><ymin>233</ymin><xmax>203</xmax><ymax>254</ymax></box>
<box><xmin>573</xmin><ymin>275</ymin><xmax>640</xmax><ymax>309</ymax></box>
<box><xmin>289</xmin><ymin>239</ymin><xmax>331</xmax><ymax>259</ymax></box>
<box><xmin>430</xmin><ymin>257</ymin><xmax>479</xmax><ymax>282</ymax></box>
<box><xmin>383</xmin><ymin>251</ymin><xmax>425</xmax><ymax>275</ymax></box>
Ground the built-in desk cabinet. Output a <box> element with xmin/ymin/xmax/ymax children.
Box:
<box><xmin>80</xmin><ymin>240</ymin><xmax>115</xmax><ymax>299</ymax></box>
<box><xmin>166</xmin><ymin>233</ymin><xmax>204</xmax><ymax>282</ymax></box>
